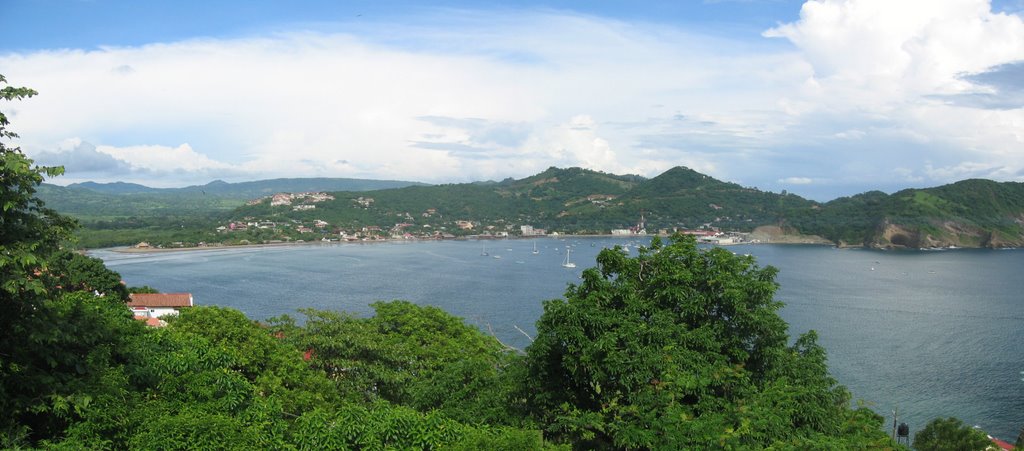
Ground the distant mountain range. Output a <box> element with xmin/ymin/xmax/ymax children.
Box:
<box><xmin>38</xmin><ymin>177</ymin><xmax>426</xmax><ymax>218</ymax></box>
<box><xmin>39</xmin><ymin>168</ymin><xmax>1024</xmax><ymax>249</ymax></box>
<box><xmin>66</xmin><ymin>177</ymin><xmax>427</xmax><ymax>197</ymax></box>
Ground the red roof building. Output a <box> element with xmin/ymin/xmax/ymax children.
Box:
<box><xmin>128</xmin><ymin>293</ymin><xmax>193</xmax><ymax>308</ymax></box>
<box><xmin>133</xmin><ymin>316</ymin><xmax>166</xmax><ymax>327</ymax></box>
<box><xmin>127</xmin><ymin>293</ymin><xmax>193</xmax><ymax>319</ymax></box>
<box><xmin>989</xmin><ymin>435</ymin><xmax>1015</xmax><ymax>451</ymax></box>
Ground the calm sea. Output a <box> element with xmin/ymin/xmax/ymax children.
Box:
<box><xmin>93</xmin><ymin>238</ymin><xmax>1024</xmax><ymax>440</ymax></box>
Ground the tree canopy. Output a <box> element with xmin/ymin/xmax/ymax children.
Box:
<box><xmin>913</xmin><ymin>417</ymin><xmax>993</xmax><ymax>451</ymax></box>
<box><xmin>523</xmin><ymin>235</ymin><xmax>894</xmax><ymax>449</ymax></box>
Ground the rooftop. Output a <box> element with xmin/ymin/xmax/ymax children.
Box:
<box><xmin>127</xmin><ymin>293</ymin><xmax>194</xmax><ymax>308</ymax></box>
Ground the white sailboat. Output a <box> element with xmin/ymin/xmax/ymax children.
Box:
<box><xmin>481</xmin><ymin>244</ymin><xmax>488</xmax><ymax>256</ymax></box>
<box><xmin>562</xmin><ymin>248</ymin><xmax>576</xmax><ymax>268</ymax></box>
<box><xmin>532</xmin><ymin>241</ymin><xmax>539</xmax><ymax>254</ymax></box>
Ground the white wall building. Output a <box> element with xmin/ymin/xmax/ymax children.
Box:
<box><xmin>128</xmin><ymin>293</ymin><xmax>194</xmax><ymax>319</ymax></box>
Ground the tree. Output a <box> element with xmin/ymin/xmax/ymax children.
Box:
<box><xmin>0</xmin><ymin>74</ymin><xmax>82</xmax><ymax>444</ymax></box>
<box><xmin>44</xmin><ymin>250</ymin><xmax>130</xmax><ymax>300</ymax></box>
<box><xmin>523</xmin><ymin>234</ymin><xmax>893</xmax><ymax>449</ymax></box>
<box><xmin>913</xmin><ymin>417</ymin><xmax>992</xmax><ymax>451</ymax></box>
<box><xmin>165</xmin><ymin>306</ymin><xmax>338</xmax><ymax>415</ymax></box>
<box><xmin>271</xmin><ymin>301</ymin><xmax>527</xmax><ymax>426</ymax></box>
<box><xmin>128</xmin><ymin>285</ymin><xmax>160</xmax><ymax>294</ymax></box>
<box><xmin>2</xmin><ymin>291</ymin><xmax>146</xmax><ymax>446</ymax></box>
<box><xmin>0</xmin><ymin>75</ymin><xmax>76</xmax><ymax>297</ymax></box>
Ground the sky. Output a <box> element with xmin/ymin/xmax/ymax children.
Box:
<box><xmin>2</xmin><ymin>0</ymin><xmax>1023</xmax><ymax>201</ymax></box>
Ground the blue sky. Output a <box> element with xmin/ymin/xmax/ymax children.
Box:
<box><xmin>2</xmin><ymin>0</ymin><xmax>1023</xmax><ymax>200</ymax></box>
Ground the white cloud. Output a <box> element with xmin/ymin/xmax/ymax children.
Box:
<box><xmin>764</xmin><ymin>0</ymin><xmax>1024</xmax><ymax>97</ymax></box>
<box><xmin>762</xmin><ymin>0</ymin><xmax>1024</xmax><ymax>192</ymax></box>
<box><xmin>3</xmin><ymin>3</ymin><xmax>1023</xmax><ymax>197</ymax></box>
<box><xmin>834</xmin><ymin>130</ymin><xmax>865</xmax><ymax>140</ymax></box>
<box><xmin>778</xmin><ymin>176</ymin><xmax>814</xmax><ymax>185</ymax></box>
<box><xmin>923</xmin><ymin>161</ymin><xmax>1017</xmax><ymax>180</ymax></box>
<box><xmin>95</xmin><ymin>143</ymin><xmax>231</xmax><ymax>172</ymax></box>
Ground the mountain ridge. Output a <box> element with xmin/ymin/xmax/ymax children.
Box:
<box><xmin>62</xmin><ymin>176</ymin><xmax>427</xmax><ymax>197</ymax></box>
<box><xmin>39</xmin><ymin>167</ymin><xmax>1024</xmax><ymax>249</ymax></box>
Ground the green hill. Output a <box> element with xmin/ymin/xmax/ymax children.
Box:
<box><xmin>36</xmin><ymin>184</ymin><xmax>241</xmax><ymax>220</ymax></box>
<box><xmin>40</xmin><ymin>167</ymin><xmax>1024</xmax><ymax>249</ymax></box>
<box><xmin>229</xmin><ymin>166</ymin><xmax>813</xmax><ymax>236</ymax></box>
<box><xmin>59</xmin><ymin>176</ymin><xmax>424</xmax><ymax>199</ymax></box>
<box><xmin>67</xmin><ymin>181</ymin><xmax>162</xmax><ymax>194</ymax></box>
<box><xmin>230</xmin><ymin>168</ymin><xmax>1024</xmax><ymax>248</ymax></box>
<box><xmin>791</xmin><ymin>179</ymin><xmax>1024</xmax><ymax>248</ymax></box>
<box><xmin>38</xmin><ymin>177</ymin><xmax>426</xmax><ymax>220</ymax></box>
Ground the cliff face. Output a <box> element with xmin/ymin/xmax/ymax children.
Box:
<box><xmin>866</xmin><ymin>218</ymin><xmax>1024</xmax><ymax>249</ymax></box>
<box><xmin>749</xmin><ymin>225</ymin><xmax>832</xmax><ymax>245</ymax></box>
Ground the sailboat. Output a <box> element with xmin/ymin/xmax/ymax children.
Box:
<box><xmin>481</xmin><ymin>244</ymin><xmax>488</xmax><ymax>256</ymax></box>
<box><xmin>562</xmin><ymin>248</ymin><xmax>576</xmax><ymax>268</ymax></box>
<box><xmin>532</xmin><ymin>241</ymin><xmax>539</xmax><ymax>255</ymax></box>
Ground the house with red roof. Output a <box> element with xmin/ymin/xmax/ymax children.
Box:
<box><xmin>988</xmin><ymin>435</ymin><xmax>1015</xmax><ymax>451</ymax></box>
<box><xmin>127</xmin><ymin>293</ymin><xmax>194</xmax><ymax>321</ymax></box>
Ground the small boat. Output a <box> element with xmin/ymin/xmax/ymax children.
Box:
<box><xmin>532</xmin><ymin>241</ymin><xmax>539</xmax><ymax>255</ymax></box>
<box><xmin>562</xmin><ymin>248</ymin><xmax>576</xmax><ymax>268</ymax></box>
<box><xmin>481</xmin><ymin>244</ymin><xmax>488</xmax><ymax>256</ymax></box>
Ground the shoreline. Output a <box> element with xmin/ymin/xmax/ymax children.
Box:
<box><xmin>92</xmin><ymin>232</ymin><xmax>1011</xmax><ymax>255</ymax></box>
<box><xmin>97</xmin><ymin>233</ymin><xmax>827</xmax><ymax>255</ymax></box>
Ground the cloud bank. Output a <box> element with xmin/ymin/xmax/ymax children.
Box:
<box><xmin>2</xmin><ymin>1</ymin><xmax>1022</xmax><ymax>200</ymax></box>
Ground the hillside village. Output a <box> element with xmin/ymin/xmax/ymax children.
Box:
<box><xmin>126</xmin><ymin>185</ymin><xmax>753</xmax><ymax>250</ymax></box>
<box><xmin>147</xmin><ymin>190</ymin><xmax>747</xmax><ymax>250</ymax></box>
<box><xmin>68</xmin><ymin>166</ymin><xmax>1022</xmax><ymax>251</ymax></box>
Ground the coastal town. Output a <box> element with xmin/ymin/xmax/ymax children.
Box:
<box><xmin>132</xmin><ymin>191</ymin><xmax>758</xmax><ymax>250</ymax></box>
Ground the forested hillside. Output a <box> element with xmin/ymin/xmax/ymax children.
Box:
<box><xmin>36</xmin><ymin>177</ymin><xmax>424</xmax><ymax>248</ymax></box>
<box><xmin>231</xmin><ymin>166</ymin><xmax>1024</xmax><ymax>248</ymax></box>
<box><xmin>786</xmin><ymin>179</ymin><xmax>1024</xmax><ymax>248</ymax></box>
<box><xmin>39</xmin><ymin>177</ymin><xmax>424</xmax><ymax>220</ymax></box>
<box><xmin>230</xmin><ymin>166</ymin><xmax>815</xmax><ymax>236</ymax></box>
<box><xmin>36</xmin><ymin>160</ymin><xmax>1024</xmax><ymax>250</ymax></box>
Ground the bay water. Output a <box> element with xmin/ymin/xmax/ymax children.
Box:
<box><xmin>94</xmin><ymin>238</ymin><xmax>1024</xmax><ymax>440</ymax></box>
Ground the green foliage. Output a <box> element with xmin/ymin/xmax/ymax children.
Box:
<box><xmin>0</xmin><ymin>77</ymin><xmax>76</xmax><ymax>299</ymax></box>
<box><xmin>523</xmin><ymin>235</ymin><xmax>894</xmax><ymax>449</ymax></box>
<box><xmin>128</xmin><ymin>285</ymin><xmax>160</xmax><ymax>294</ymax></box>
<box><xmin>913</xmin><ymin>417</ymin><xmax>992</xmax><ymax>451</ymax></box>
<box><xmin>272</xmin><ymin>301</ymin><xmax>527</xmax><ymax>426</ymax></box>
<box><xmin>1</xmin><ymin>291</ymin><xmax>146</xmax><ymax>444</ymax></box>
<box><xmin>127</xmin><ymin>410</ymin><xmax>255</xmax><ymax>450</ymax></box>
<box><xmin>0</xmin><ymin>74</ymin><xmax>82</xmax><ymax>444</ymax></box>
<box><xmin>290</xmin><ymin>405</ymin><xmax>553</xmax><ymax>450</ymax></box>
<box><xmin>43</xmin><ymin>250</ymin><xmax>130</xmax><ymax>300</ymax></box>
<box><xmin>166</xmin><ymin>306</ymin><xmax>338</xmax><ymax>414</ymax></box>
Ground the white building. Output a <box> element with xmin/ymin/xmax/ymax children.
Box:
<box><xmin>128</xmin><ymin>293</ymin><xmax>194</xmax><ymax>319</ymax></box>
